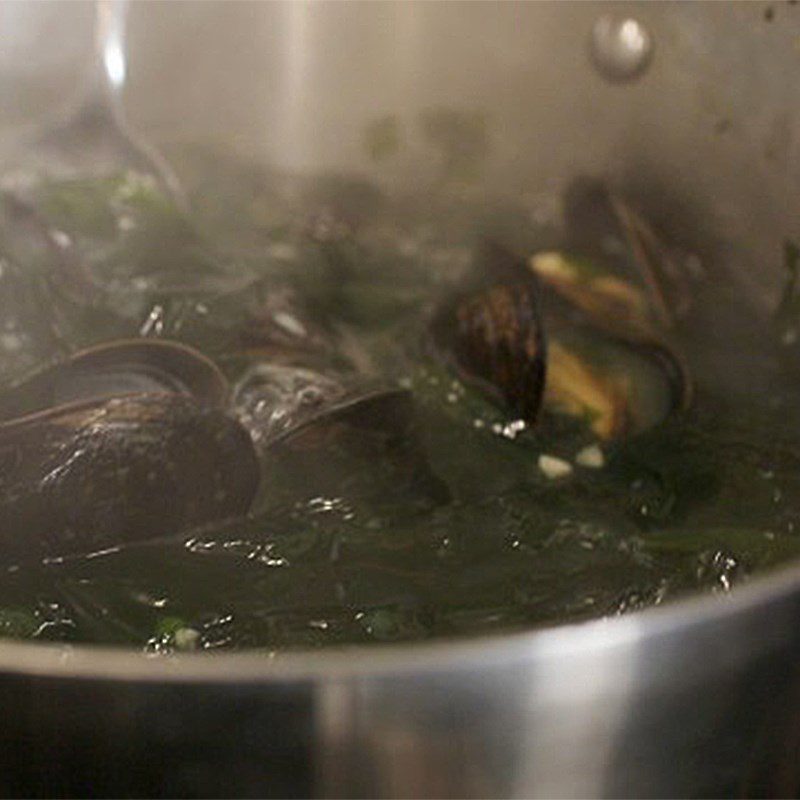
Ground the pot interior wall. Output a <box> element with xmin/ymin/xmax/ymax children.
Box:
<box><xmin>1</xmin><ymin>1</ymin><xmax>798</xmax><ymax>308</ymax></box>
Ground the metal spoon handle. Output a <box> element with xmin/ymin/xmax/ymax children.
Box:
<box><xmin>91</xmin><ymin>0</ymin><xmax>129</xmax><ymax>112</ymax></box>
<box><xmin>84</xmin><ymin>0</ymin><xmax>190</xmax><ymax>212</ymax></box>
<box><xmin>71</xmin><ymin>0</ymin><xmax>129</xmax><ymax>123</ymax></box>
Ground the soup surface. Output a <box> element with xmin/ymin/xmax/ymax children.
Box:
<box><xmin>1</xmin><ymin>146</ymin><xmax>800</xmax><ymax>652</ymax></box>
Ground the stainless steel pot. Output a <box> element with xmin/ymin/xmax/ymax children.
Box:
<box><xmin>1</xmin><ymin>2</ymin><xmax>800</xmax><ymax>796</ymax></box>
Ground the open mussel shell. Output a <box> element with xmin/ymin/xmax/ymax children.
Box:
<box><xmin>529</xmin><ymin>250</ymin><xmax>653</xmax><ymax>340</ymax></box>
<box><xmin>430</xmin><ymin>238</ymin><xmax>691</xmax><ymax>440</ymax></box>
<box><xmin>0</xmin><ymin>394</ymin><xmax>259</xmax><ymax>563</ymax></box>
<box><xmin>544</xmin><ymin>325</ymin><xmax>687</xmax><ymax>440</ymax></box>
<box><xmin>563</xmin><ymin>178</ymin><xmax>695</xmax><ymax>327</ymax></box>
<box><xmin>0</xmin><ymin>338</ymin><xmax>228</xmax><ymax>422</ymax></box>
<box><xmin>429</xmin><ymin>241</ymin><xmax>547</xmax><ymax>424</ymax></box>
<box><xmin>529</xmin><ymin>250</ymin><xmax>693</xmax><ymax>438</ymax></box>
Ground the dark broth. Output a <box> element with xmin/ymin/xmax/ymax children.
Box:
<box><xmin>1</xmin><ymin>147</ymin><xmax>799</xmax><ymax>652</ymax></box>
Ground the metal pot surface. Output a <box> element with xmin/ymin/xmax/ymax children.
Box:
<box><xmin>1</xmin><ymin>1</ymin><xmax>800</xmax><ymax>796</ymax></box>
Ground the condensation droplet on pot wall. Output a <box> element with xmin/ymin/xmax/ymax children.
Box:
<box><xmin>589</xmin><ymin>15</ymin><xmax>654</xmax><ymax>83</ymax></box>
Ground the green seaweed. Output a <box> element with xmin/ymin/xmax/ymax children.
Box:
<box><xmin>0</xmin><ymin>152</ymin><xmax>798</xmax><ymax>651</ymax></box>
<box><xmin>0</xmin><ymin>608</ymin><xmax>38</xmax><ymax>639</ymax></box>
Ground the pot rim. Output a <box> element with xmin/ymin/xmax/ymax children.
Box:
<box><xmin>0</xmin><ymin>550</ymin><xmax>798</xmax><ymax>685</ymax></box>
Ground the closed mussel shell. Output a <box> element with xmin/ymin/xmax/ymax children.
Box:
<box><xmin>0</xmin><ymin>394</ymin><xmax>259</xmax><ymax>563</ymax></box>
<box><xmin>232</xmin><ymin>362</ymin><xmax>448</xmax><ymax>509</ymax></box>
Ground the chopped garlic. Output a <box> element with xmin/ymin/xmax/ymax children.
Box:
<box><xmin>576</xmin><ymin>444</ymin><xmax>605</xmax><ymax>469</ymax></box>
<box><xmin>538</xmin><ymin>454</ymin><xmax>573</xmax><ymax>479</ymax></box>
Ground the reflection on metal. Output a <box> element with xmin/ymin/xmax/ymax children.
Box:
<box><xmin>1</xmin><ymin>2</ymin><xmax>800</xmax><ymax>796</ymax></box>
<box><xmin>590</xmin><ymin>15</ymin><xmax>654</xmax><ymax>83</ymax></box>
<box><xmin>94</xmin><ymin>0</ymin><xmax>128</xmax><ymax>101</ymax></box>
<box><xmin>275</xmin><ymin>0</ymin><xmax>313</xmax><ymax>170</ymax></box>
<box><xmin>514</xmin><ymin>619</ymin><xmax>640</xmax><ymax>797</ymax></box>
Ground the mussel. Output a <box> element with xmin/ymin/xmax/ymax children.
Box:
<box><xmin>529</xmin><ymin>250</ymin><xmax>690</xmax><ymax>439</ymax></box>
<box><xmin>233</xmin><ymin>363</ymin><xmax>450</xmax><ymax>509</ymax></box>
<box><xmin>0</xmin><ymin>338</ymin><xmax>229</xmax><ymax>422</ymax></box>
<box><xmin>0</xmin><ymin>339</ymin><xmax>259</xmax><ymax>562</ymax></box>
<box><xmin>233</xmin><ymin>362</ymin><xmax>412</xmax><ymax>446</ymax></box>
<box><xmin>429</xmin><ymin>241</ymin><xmax>548</xmax><ymax>423</ymax></box>
<box><xmin>430</xmin><ymin>194</ymin><xmax>692</xmax><ymax>440</ymax></box>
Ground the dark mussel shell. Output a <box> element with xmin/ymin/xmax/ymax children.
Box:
<box><xmin>429</xmin><ymin>241</ymin><xmax>547</xmax><ymax>424</ymax></box>
<box><xmin>233</xmin><ymin>362</ymin><xmax>414</xmax><ymax>447</ymax></box>
<box><xmin>0</xmin><ymin>338</ymin><xmax>228</xmax><ymax>422</ymax></box>
<box><xmin>563</xmin><ymin>178</ymin><xmax>695</xmax><ymax>327</ymax></box>
<box><xmin>430</xmin><ymin>234</ymin><xmax>691</xmax><ymax>438</ymax></box>
<box><xmin>233</xmin><ymin>363</ymin><xmax>449</xmax><ymax>508</ymax></box>
<box><xmin>0</xmin><ymin>394</ymin><xmax>259</xmax><ymax>563</ymax></box>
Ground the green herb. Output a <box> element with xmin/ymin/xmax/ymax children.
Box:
<box><xmin>0</xmin><ymin>608</ymin><xmax>38</xmax><ymax>639</ymax></box>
